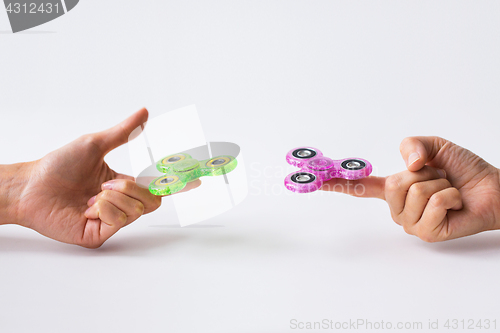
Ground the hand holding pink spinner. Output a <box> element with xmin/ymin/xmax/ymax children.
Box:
<box><xmin>284</xmin><ymin>147</ymin><xmax>373</xmax><ymax>193</ymax></box>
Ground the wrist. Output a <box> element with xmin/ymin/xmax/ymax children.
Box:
<box><xmin>0</xmin><ymin>162</ymin><xmax>34</xmax><ymax>226</ymax></box>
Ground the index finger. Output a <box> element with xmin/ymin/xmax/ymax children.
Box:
<box><xmin>320</xmin><ymin>176</ymin><xmax>386</xmax><ymax>200</ymax></box>
<box><xmin>100</xmin><ymin>179</ymin><xmax>161</xmax><ymax>213</ymax></box>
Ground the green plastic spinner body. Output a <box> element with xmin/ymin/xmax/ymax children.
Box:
<box><xmin>149</xmin><ymin>153</ymin><xmax>237</xmax><ymax>196</ymax></box>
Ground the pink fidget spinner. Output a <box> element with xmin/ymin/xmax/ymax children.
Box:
<box><xmin>284</xmin><ymin>147</ymin><xmax>372</xmax><ymax>193</ymax></box>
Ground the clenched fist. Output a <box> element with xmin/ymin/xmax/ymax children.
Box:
<box><xmin>321</xmin><ymin>137</ymin><xmax>500</xmax><ymax>242</ymax></box>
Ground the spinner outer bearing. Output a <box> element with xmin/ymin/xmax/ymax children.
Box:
<box><xmin>149</xmin><ymin>174</ymin><xmax>187</xmax><ymax>196</ymax></box>
<box><xmin>286</xmin><ymin>147</ymin><xmax>323</xmax><ymax>168</ymax></box>
<box><xmin>157</xmin><ymin>153</ymin><xmax>192</xmax><ymax>173</ymax></box>
<box><xmin>202</xmin><ymin>156</ymin><xmax>238</xmax><ymax>177</ymax></box>
<box><xmin>284</xmin><ymin>171</ymin><xmax>322</xmax><ymax>193</ymax></box>
<box><xmin>337</xmin><ymin>158</ymin><xmax>372</xmax><ymax>180</ymax></box>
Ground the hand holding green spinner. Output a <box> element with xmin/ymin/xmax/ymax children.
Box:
<box><xmin>149</xmin><ymin>153</ymin><xmax>238</xmax><ymax>196</ymax></box>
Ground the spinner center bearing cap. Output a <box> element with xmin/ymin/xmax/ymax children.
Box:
<box><xmin>305</xmin><ymin>157</ymin><xmax>334</xmax><ymax>171</ymax></box>
<box><xmin>173</xmin><ymin>158</ymin><xmax>200</xmax><ymax>172</ymax></box>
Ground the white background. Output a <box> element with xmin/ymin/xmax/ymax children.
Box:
<box><xmin>1</xmin><ymin>1</ymin><xmax>500</xmax><ymax>332</ymax></box>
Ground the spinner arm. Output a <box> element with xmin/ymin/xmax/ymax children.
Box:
<box><xmin>149</xmin><ymin>153</ymin><xmax>238</xmax><ymax>196</ymax></box>
<box><xmin>284</xmin><ymin>147</ymin><xmax>372</xmax><ymax>193</ymax></box>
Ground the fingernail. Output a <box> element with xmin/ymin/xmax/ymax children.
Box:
<box><xmin>407</xmin><ymin>152</ymin><xmax>420</xmax><ymax>167</ymax></box>
<box><xmin>437</xmin><ymin>169</ymin><xmax>447</xmax><ymax>179</ymax></box>
<box><xmin>102</xmin><ymin>181</ymin><xmax>114</xmax><ymax>190</ymax></box>
<box><xmin>88</xmin><ymin>196</ymin><xmax>96</xmax><ymax>206</ymax></box>
<box><xmin>85</xmin><ymin>207</ymin><xmax>91</xmax><ymax>216</ymax></box>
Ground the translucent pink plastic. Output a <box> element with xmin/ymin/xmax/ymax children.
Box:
<box><xmin>284</xmin><ymin>147</ymin><xmax>373</xmax><ymax>193</ymax></box>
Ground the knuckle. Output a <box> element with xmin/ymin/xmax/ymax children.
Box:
<box><xmin>429</xmin><ymin>193</ymin><xmax>445</xmax><ymax>208</ymax></box>
<box><xmin>118</xmin><ymin>212</ymin><xmax>128</xmax><ymax>224</ymax></box>
<box><xmin>385</xmin><ymin>175</ymin><xmax>401</xmax><ymax>192</ymax></box>
<box><xmin>392</xmin><ymin>216</ymin><xmax>402</xmax><ymax>226</ymax></box>
<box><xmin>83</xmin><ymin>242</ymin><xmax>104</xmax><ymax>249</ymax></box>
<box><xmin>80</xmin><ymin>134</ymin><xmax>103</xmax><ymax>152</ymax></box>
<box><xmin>408</xmin><ymin>182</ymin><xmax>425</xmax><ymax>197</ymax></box>
<box><xmin>135</xmin><ymin>201</ymin><xmax>145</xmax><ymax>215</ymax></box>
<box><xmin>100</xmin><ymin>190</ymin><xmax>113</xmax><ymax>201</ymax></box>
<box><xmin>416</xmin><ymin>225</ymin><xmax>447</xmax><ymax>243</ymax></box>
<box><xmin>391</xmin><ymin>210</ymin><xmax>402</xmax><ymax>225</ymax></box>
<box><xmin>79</xmin><ymin>134</ymin><xmax>93</xmax><ymax>144</ymax></box>
<box><xmin>121</xmin><ymin>180</ymin><xmax>135</xmax><ymax>192</ymax></box>
<box><xmin>402</xmin><ymin>225</ymin><xmax>413</xmax><ymax>235</ymax></box>
<box><xmin>77</xmin><ymin>238</ymin><xmax>104</xmax><ymax>249</ymax></box>
<box><xmin>433</xmin><ymin>136</ymin><xmax>446</xmax><ymax>144</ymax></box>
<box><xmin>418</xmin><ymin>233</ymin><xmax>439</xmax><ymax>243</ymax></box>
<box><xmin>95</xmin><ymin>199</ymin><xmax>106</xmax><ymax>210</ymax></box>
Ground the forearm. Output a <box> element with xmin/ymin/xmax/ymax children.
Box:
<box><xmin>0</xmin><ymin>163</ymin><xmax>31</xmax><ymax>226</ymax></box>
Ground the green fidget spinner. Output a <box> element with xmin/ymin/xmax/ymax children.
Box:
<box><xmin>149</xmin><ymin>153</ymin><xmax>238</xmax><ymax>196</ymax></box>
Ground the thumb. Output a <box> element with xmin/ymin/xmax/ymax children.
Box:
<box><xmin>94</xmin><ymin>108</ymin><xmax>149</xmax><ymax>154</ymax></box>
<box><xmin>399</xmin><ymin>136</ymin><xmax>449</xmax><ymax>172</ymax></box>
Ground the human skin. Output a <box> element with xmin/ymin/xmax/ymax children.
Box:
<box><xmin>0</xmin><ymin>108</ymin><xmax>200</xmax><ymax>248</ymax></box>
<box><xmin>321</xmin><ymin>136</ymin><xmax>500</xmax><ymax>242</ymax></box>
